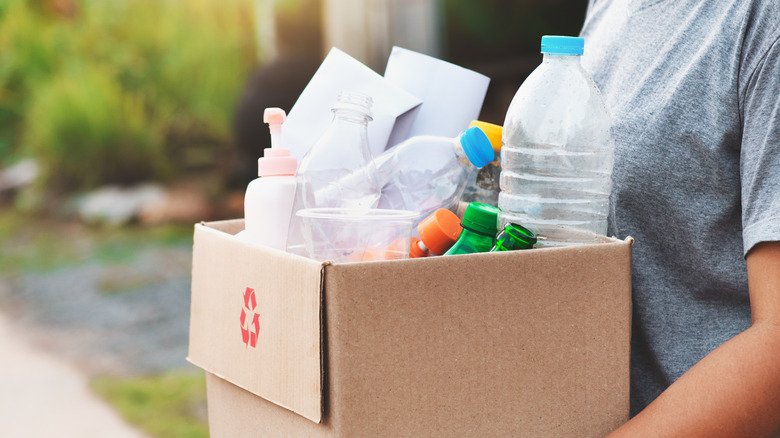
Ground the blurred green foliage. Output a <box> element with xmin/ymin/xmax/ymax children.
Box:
<box><xmin>0</xmin><ymin>0</ymin><xmax>256</xmax><ymax>190</ymax></box>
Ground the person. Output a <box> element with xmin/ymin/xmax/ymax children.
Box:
<box><xmin>578</xmin><ymin>0</ymin><xmax>780</xmax><ymax>436</ymax></box>
<box><xmin>232</xmin><ymin>0</ymin><xmax>321</xmax><ymax>187</ymax></box>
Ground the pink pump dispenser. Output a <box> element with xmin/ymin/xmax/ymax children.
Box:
<box><xmin>258</xmin><ymin>108</ymin><xmax>297</xmax><ymax>177</ymax></box>
<box><xmin>239</xmin><ymin>107</ymin><xmax>298</xmax><ymax>250</ymax></box>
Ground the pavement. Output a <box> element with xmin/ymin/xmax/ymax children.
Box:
<box><xmin>0</xmin><ymin>314</ymin><xmax>147</xmax><ymax>438</ymax></box>
<box><xmin>0</xmin><ymin>223</ymin><xmax>198</xmax><ymax>438</ymax></box>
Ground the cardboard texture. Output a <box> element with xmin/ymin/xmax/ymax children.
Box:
<box><xmin>189</xmin><ymin>220</ymin><xmax>323</xmax><ymax>422</ymax></box>
<box><xmin>189</xmin><ymin>220</ymin><xmax>633</xmax><ymax>437</ymax></box>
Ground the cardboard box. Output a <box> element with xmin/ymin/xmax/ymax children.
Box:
<box><xmin>188</xmin><ymin>219</ymin><xmax>633</xmax><ymax>437</ymax></box>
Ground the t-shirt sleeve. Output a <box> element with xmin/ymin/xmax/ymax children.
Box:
<box><xmin>740</xmin><ymin>34</ymin><xmax>780</xmax><ymax>255</ymax></box>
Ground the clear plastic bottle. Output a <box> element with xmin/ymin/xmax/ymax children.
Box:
<box><xmin>239</xmin><ymin>108</ymin><xmax>297</xmax><ymax>250</ymax></box>
<box><xmin>323</xmin><ymin>126</ymin><xmax>493</xmax><ymax>231</ymax></box>
<box><xmin>286</xmin><ymin>91</ymin><xmax>381</xmax><ymax>255</ymax></box>
<box><xmin>376</xmin><ymin>126</ymin><xmax>494</xmax><ymax>223</ymax></box>
<box><xmin>499</xmin><ymin>35</ymin><xmax>615</xmax><ymax>246</ymax></box>
<box><xmin>298</xmin><ymin>91</ymin><xmax>380</xmax><ymax>209</ymax></box>
<box><xmin>461</xmin><ymin>120</ymin><xmax>503</xmax><ymax>207</ymax></box>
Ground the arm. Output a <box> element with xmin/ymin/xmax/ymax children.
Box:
<box><xmin>607</xmin><ymin>241</ymin><xmax>780</xmax><ymax>438</ymax></box>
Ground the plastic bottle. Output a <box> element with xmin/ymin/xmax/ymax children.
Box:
<box><xmin>461</xmin><ymin>120</ymin><xmax>503</xmax><ymax>206</ymax></box>
<box><xmin>443</xmin><ymin>202</ymin><xmax>500</xmax><ymax>255</ymax></box>
<box><xmin>372</xmin><ymin>126</ymin><xmax>494</xmax><ymax>224</ymax></box>
<box><xmin>490</xmin><ymin>223</ymin><xmax>537</xmax><ymax>252</ymax></box>
<box><xmin>238</xmin><ymin>108</ymin><xmax>297</xmax><ymax>250</ymax></box>
<box><xmin>286</xmin><ymin>91</ymin><xmax>381</xmax><ymax>256</ymax></box>
<box><xmin>297</xmin><ymin>91</ymin><xmax>380</xmax><ymax>209</ymax></box>
<box><xmin>499</xmin><ymin>35</ymin><xmax>615</xmax><ymax>246</ymax></box>
<box><xmin>409</xmin><ymin>208</ymin><xmax>463</xmax><ymax>258</ymax></box>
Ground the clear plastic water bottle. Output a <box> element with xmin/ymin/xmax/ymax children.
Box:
<box><xmin>323</xmin><ymin>126</ymin><xmax>494</xmax><ymax>230</ymax></box>
<box><xmin>286</xmin><ymin>91</ymin><xmax>381</xmax><ymax>255</ymax></box>
<box><xmin>375</xmin><ymin>126</ymin><xmax>494</xmax><ymax>224</ymax></box>
<box><xmin>298</xmin><ymin>91</ymin><xmax>381</xmax><ymax>209</ymax></box>
<box><xmin>499</xmin><ymin>35</ymin><xmax>615</xmax><ymax>246</ymax></box>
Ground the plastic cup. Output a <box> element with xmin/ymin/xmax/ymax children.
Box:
<box><xmin>296</xmin><ymin>208</ymin><xmax>419</xmax><ymax>263</ymax></box>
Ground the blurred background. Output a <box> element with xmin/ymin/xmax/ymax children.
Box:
<box><xmin>0</xmin><ymin>0</ymin><xmax>585</xmax><ymax>436</ymax></box>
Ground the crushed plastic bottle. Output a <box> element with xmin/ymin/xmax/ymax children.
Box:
<box><xmin>499</xmin><ymin>35</ymin><xmax>615</xmax><ymax>246</ymax></box>
<box><xmin>376</xmin><ymin>126</ymin><xmax>493</xmax><ymax>225</ymax></box>
<box><xmin>322</xmin><ymin>125</ymin><xmax>493</xmax><ymax>233</ymax></box>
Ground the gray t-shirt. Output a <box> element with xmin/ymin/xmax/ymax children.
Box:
<box><xmin>579</xmin><ymin>0</ymin><xmax>780</xmax><ymax>414</ymax></box>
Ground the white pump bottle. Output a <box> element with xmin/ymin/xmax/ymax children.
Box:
<box><xmin>239</xmin><ymin>107</ymin><xmax>298</xmax><ymax>250</ymax></box>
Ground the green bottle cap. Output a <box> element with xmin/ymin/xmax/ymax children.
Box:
<box><xmin>492</xmin><ymin>223</ymin><xmax>537</xmax><ymax>251</ymax></box>
<box><xmin>461</xmin><ymin>203</ymin><xmax>500</xmax><ymax>237</ymax></box>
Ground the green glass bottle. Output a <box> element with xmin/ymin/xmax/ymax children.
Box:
<box><xmin>490</xmin><ymin>223</ymin><xmax>537</xmax><ymax>251</ymax></box>
<box><xmin>443</xmin><ymin>203</ymin><xmax>500</xmax><ymax>255</ymax></box>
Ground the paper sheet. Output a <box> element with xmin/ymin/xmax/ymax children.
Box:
<box><xmin>282</xmin><ymin>48</ymin><xmax>422</xmax><ymax>161</ymax></box>
<box><xmin>384</xmin><ymin>46</ymin><xmax>491</xmax><ymax>144</ymax></box>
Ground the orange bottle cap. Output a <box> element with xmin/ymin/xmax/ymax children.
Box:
<box><xmin>418</xmin><ymin>209</ymin><xmax>463</xmax><ymax>256</ymax></box>
<box><xmin>409</xmin><ymin>236</ymin><xmax>429</xmax><ymax>258</ymax></box>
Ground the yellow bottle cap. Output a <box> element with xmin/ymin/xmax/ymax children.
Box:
<box><xmin>469</xmin><ymin>120</ymin><xmax>503</xmax><ymax>158</ymax></box>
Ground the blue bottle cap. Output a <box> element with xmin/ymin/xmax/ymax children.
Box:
<box><xmin>459</xmin><ymin>126</ymin><xmax>495</xmax><ymax>168</ymax></box>
<box><xmin>541</xmin><ymin>35</ymin><xmax>584</xmax><ymax>55</ymax></box>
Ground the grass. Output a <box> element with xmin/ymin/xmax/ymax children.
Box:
<box><xmin>91</xmin><ymin>223</ymin><xmax>193</xmax><ymax>265</ymax></box>
<box><xmin>91</xmin><ymin>370</ymin><xmax>209</xmax><ymax>438</ymax></box>
<box><xmin>0</xmin><ymin>212</ymin><xmax>84</xmax><ymax>274</ymax></box>
<box><xmin>0</xmin><ymin>209</ymin><xmax>192</xmax><ymax>276</ymax></box>
<box><xmin>96</xmin><ymin>265</ymin><xmax>163</xmax><ymax>295</ymax></box>
<box><xmin>0</xmin><ymin>210</ymin><xmax>204</xmax><ymax>435</ymax></box>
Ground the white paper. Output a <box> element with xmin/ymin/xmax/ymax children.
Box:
<box><xmin>384</xmin><ymin>46</ymin><xmax>491</xmax><ymax>144</ymax></box>
<box><xmin>282</xmin><ymin>47</ymin><xmax>422</xmax><ymax>161</ymax></box>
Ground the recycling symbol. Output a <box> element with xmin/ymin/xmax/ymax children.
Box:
<box><xmin>240</xmin><ymin>287</ymin><xmax>260</xmax><ymax>348</ymax></box>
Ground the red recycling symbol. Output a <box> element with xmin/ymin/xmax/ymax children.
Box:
<box><xmin>240</xmin><ymin>287</ymin><xmax>260</xmax><ymax>348</ymax></box>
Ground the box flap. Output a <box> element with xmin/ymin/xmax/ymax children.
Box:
<box><xmin>188</xmin><ymin>220</ymin><xmax>324</xmax><ymax>423</ymax></box>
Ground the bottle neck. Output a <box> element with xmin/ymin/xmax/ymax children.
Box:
<box><xmin>269</xmin><ymin>132</ymin><xmax>281</xmax><ymax>149</ymax></box>
<box><xmin>332</xmin><ymin>108</ymin><xmax>371</xmax><ymax>126</ymax></box>
<box><xmin>453</xmin><ymin>138</ymin><xmax>476</xmax><ymax>169</ymax></box>
<box><xmin>460</xmin><ymin>225</ymin><xmax>495</xmax><ymax>238</ymax></box>
<box><xmin>542</xmin><ymin>53</ymin><xmax>582</xmax><ymax>65</ymax></box>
